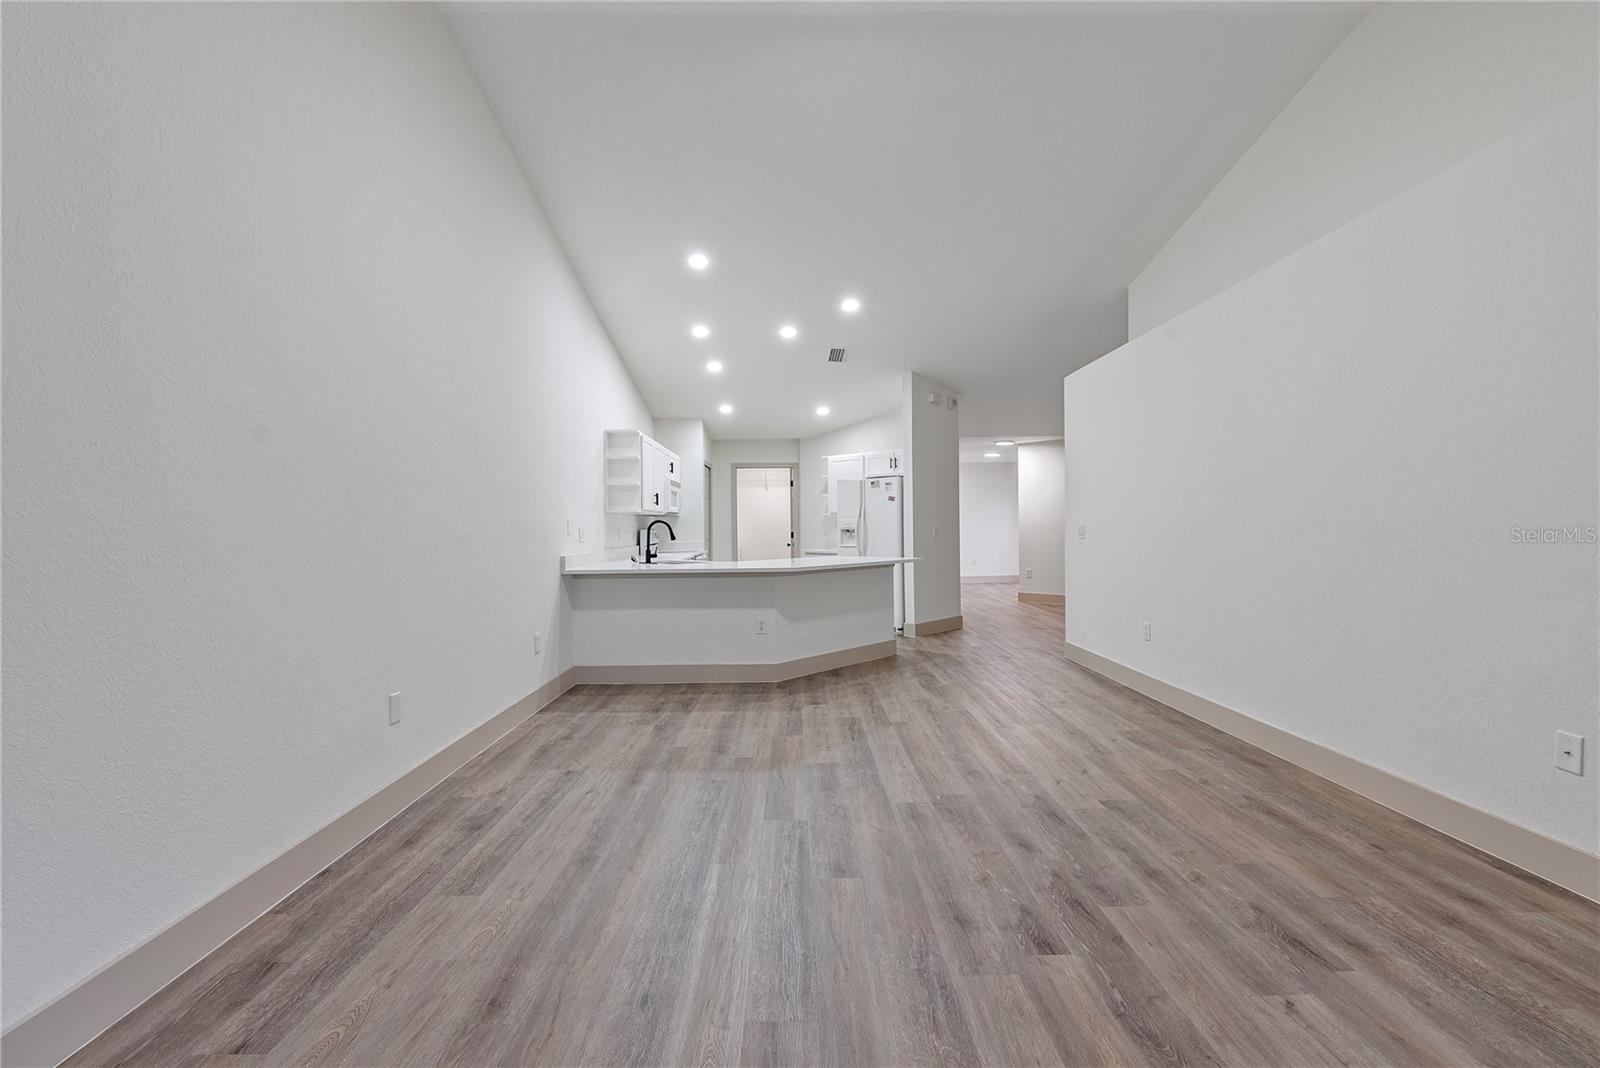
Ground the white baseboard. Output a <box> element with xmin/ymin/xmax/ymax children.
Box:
<box><xmin>0</xmin><ymin>669</ymin><xmax>578</xmax><ymax>1068</ymax></box>
<box><xmin>573</xmin><ymin>640</ymin><xmax>896</xmax><ymax>684</ymax></box>
<box><xmin>961</xmin><ymin>574</ymin><xmax>1018</xmax><ymax>584</ymax></box>
<box><xmin>1063</xmin><ymin>642</ymin><xmax>1599</xmax><ymax>903</ymax></box>
<box><xmin>905</xmin><ymin>614</ymin><xmax>963</xmax><ymax>637</ymax></box>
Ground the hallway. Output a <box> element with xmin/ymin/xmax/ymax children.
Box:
<box><xmin>71</xmin><ymin>585</ymin><xmax>1598</xmax><ymax>1066</ymax></box>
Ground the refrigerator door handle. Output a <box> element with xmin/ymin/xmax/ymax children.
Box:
<box><xmin>860</xmin><ymin>487</ymin><xmax>867</xmax><ymax>553</ymax></box>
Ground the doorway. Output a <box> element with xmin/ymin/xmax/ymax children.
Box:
<box><xmin>732</xmin><ymin>465</ymin><xmax>798</xmax><ymax>560</ymax></box>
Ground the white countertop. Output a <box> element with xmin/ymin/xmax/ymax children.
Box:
<box><xmin>563</xmin><ymin>554</ymin><xmax>912</xmax><ymax>576</ymax></box>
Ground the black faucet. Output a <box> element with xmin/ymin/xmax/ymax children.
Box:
<box><xmin>642</xmin><ymin>519</ymin><xmax>676</xmax><ymax>564</ymax></box>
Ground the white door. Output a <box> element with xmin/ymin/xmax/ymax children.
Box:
<box><xmin>835</xmin><ymin>478</ymin><xmax>864</xmax><ymax>554</ymax></box>
<box><xmin>735</xmin><ymin>467</ymin><xmax>796</xmax><ymax>560</ymax></box>
<box><xmin>703</xmin><ymin>463</ymin><xmax>712</xmax><ymax>556</ymax></box>
<box><xmin>642</xmin><ymin>442</ymin><xmax>664</xmax><ymax>513</ymax></box>
<box><xmin>826</xmin><ymin>454</ymin><xmax>864</xmax><ymax>513</ymax></box>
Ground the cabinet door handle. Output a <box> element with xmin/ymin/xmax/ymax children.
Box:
<box><xmin>653</xmin><ymin>492</ymin><xmax>659</xmax><ymax>505</ymax></box>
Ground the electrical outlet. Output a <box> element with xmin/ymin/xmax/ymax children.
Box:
<box><xmin>754</xmin><ymin>617</ymin><xmax>768</xmax><ymax>636</ymax></box>
<box><xmin>932</xmin><ymin>525</ymin><xmax>940</xmax><ymax>540</ymax></box>
<box><xmin>1142</xmin><ymin>621</ymin><xmax>1152</xmax><ymax>642</ymax></box>
<box><xmin>533</xmin><ymin>632</ymin><xmax>542</xmax><ymax>654</ymax></box>
<box><xmin>1555</xmin><ymin>731</ymin><xmax>1584</xmax><ymax>775</ymax></box>
<box><xmin>1077</xmin><ymin>524</ymin><xmax>1086</xmax><ymax>540</ymax></box>
<box><xmin>388</xmin><ymin>692</ymin><xmax>402</xmax><ymax>726</ymax></box>
<box><xmin>1025</xmin><ymin>567</ymin><xmax>1033</xmax><ymax>579</ymax></box>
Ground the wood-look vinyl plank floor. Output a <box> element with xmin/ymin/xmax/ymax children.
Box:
<box><xmin>69</xmin><ymin>584</ymin><xmax>1600</xmax><ymax>1067</ymax></box>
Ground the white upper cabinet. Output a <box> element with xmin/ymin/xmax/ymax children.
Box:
<box><xmin>864</xmin><ymin>450</ymin><xmax>903</xmax><ymax>477</ymax></box>
<box><xmin>605</xmin><ymin>429</ymin><xmax>680</xmax><ymax>515</ymax></box>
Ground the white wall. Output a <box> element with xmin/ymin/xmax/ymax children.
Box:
<box><xmin>0</xmin><ymin>3</ymin><xmax>653</xmax><ymax>1028</ymax></box>
<box><xmin>902</xmin><ymin>373</ymin><xmax>963</xmax><ymax>626</ymax></box>
<box><xmin>1065</xmin><ymin>93</ymin><xmax>1599</xmax><ymax>853</ymax></box>
<box><xmin>1129</xmin><ymin>2</ymin><xmax>1600</xmax><ymax>337</ymax></box>
<box><xmin>797</xmin><ymin>408</ymin><xmax>903</xmax><ymax>553</ymax></box>
<box><xmin>652</xmin><ymin>418</ymin><xmax>709</xmax><ymax>551</ymax></box>
<box><xmin>958</xmin><ymin>463</ymin><xmax>1018</xmax><ymax>579</ymax></box>
<box><xmin>1017</xmin><ymin>443</ymin><xmax>1066</xmax><ymax>597</ymax></box>
<box><xmin>735</xmin><ymin>467</ymin><xmax>795</xmax><ymax>560</ymax></box>
<box><xmin>709</xmin><ymin>439</ymin><xmax>799</xmax><ymax>560</ymax></box>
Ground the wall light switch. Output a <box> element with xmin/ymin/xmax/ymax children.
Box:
<box><xmin>578</xmin><ymin>524</ymin><xmax>585</xmax><ymax>543</ymax></box>
<box><xmin>533</xmin><ymin>632</ymin><xmax>542</xmax><ymax>654</ymax></box>
<box><xmin>1077</xmin><ymin>524</ymin><xmax>1086</xmax><ymax>540</ymax></box>
<box><xmin>566</xmin><ymin>518</ymin><xmax>574</xmax><ymax>536</ymax></box>
<box><xmin>1142</xmin><ymin>622</ymin><xmax>1152</xmax><ymax>642</ymax></box>
<box><xmin>388</xmin><ymin>692</ymin><xmax>402</xmax><ymax>726</ymax></box>
<box><xmin>1555</xmin><ymin>731</ymin><xmax>1584</xmax><ymax>775</ymax></box>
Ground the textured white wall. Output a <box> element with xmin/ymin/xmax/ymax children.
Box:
<box><xmin>1</xmin><ymin>3</ymin><xmax>652</xmax><ymax>1027</ymax></box>
<box><xmin>958</xmin><ymin>463</ymin><xmax>1018</xmax><ymax>578</ymax></box>
<box><xmin>1066</xmin><ymin>94</ymin><xmax>1599</xmax><ymax>852</ymax></box>
<box><xmin>902</xmin><ymin>373</ymin><xmax>963</xmax><ymax>624</ymax></box>
<box><xmin>1017</xmin><ymin>443</ymin><xmax>1066</xmax><ymax>597</ymax></box>
<box><xmin>709</xmin><ymin>439</ymin><xmax>799</xmax><ymax>559</ymax></box>
<box><xmin>1129</xmin><ymin>3</ymin><xmax>1599</xmax><ymax>337</ymax></box>
<box><xmin>797</xmin><ymin>409</ymin><xmax>903</xmax><ymax>553</ymax></box>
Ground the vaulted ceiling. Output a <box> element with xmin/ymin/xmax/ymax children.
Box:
<box><xmin>448</xmin><ymin>3</ymin><xmax>1364</xmax><ymax>438</ymax></box>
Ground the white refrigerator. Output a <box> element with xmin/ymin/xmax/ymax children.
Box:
<box><xmin>836</xmin><ymin>475</ymin><xmax>905</xmax><ymax>633</ymax></box>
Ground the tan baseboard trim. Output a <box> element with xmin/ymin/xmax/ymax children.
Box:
<box><xmin>961</xmin><ymin>575</ymin><xmax>1018</xmax><ymax>584</ymax></box>
<box><xmin>1017</xmin><ymin>592</ymin><xmax>1066</xmax><ymax>606</ymax></box>
<box><xmin>1062</xmin><ymin>642</ymin><xmax>1599</xmax><ymax>903</ymax></box>
<box><xmin>905</xmin><ymin>614</ymin><xmax>963</xmax><ymax>637</ymax></box>
<box><xmin>574</xmin><ymin>640</ymin><xmax>896</xmax><ymax>685</ymax></box>
<box><xmin>1</xmin><ymin>669</ymin><xmax>578</xmax><ymax>1068</ymax></box>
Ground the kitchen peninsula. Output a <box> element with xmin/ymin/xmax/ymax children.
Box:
<box><xmin>562</xmin><ymin>553</ymin><xmax>911</xmax><ymax>683</ymax></box>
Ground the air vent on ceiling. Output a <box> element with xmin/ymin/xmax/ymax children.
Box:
<box><xmin>827</xmin><ymin>347</ymin><xmax>848</xmax><ymax>363</ymax></box>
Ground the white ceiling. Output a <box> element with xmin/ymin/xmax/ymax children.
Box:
<box><xmin>958</xmin><ymin>434</ymin><xmax>1058</xmax><ymax>464</ymax></box>
<box><xmin>448</xmin><ymin>3</ymin><xmax>1363</xmax><ymax>439</ymax></box>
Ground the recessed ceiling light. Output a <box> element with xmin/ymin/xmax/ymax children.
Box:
<box><xmin>691</xmin><ymin>323</ymin><xmax>711</xmax><ymax>339</ymax></box>
<box><xmin>994</xmin><ymin>439</ymin><xmax>1016</xmax><ymax>447</ymax></box>
<box><xmin>815</xmin><ymin>405</ymin><xmax>830</xmax><ymax>416</ymax></box>
<box><xmin>718</xmin><ymin>403</ymin><xmax>733</xmax><ymax>414</ymax></box>
<box><xmin>705</xmin><ymin>359</ymin><xmax>723</xmax><ymax>373</ymax></box>
<box><xmin>686</xmin><ymin>251</ymin><xmax>710</xmax><ymax>271</ymax></box>
<box><xmin>778</xmin><ymin>324</ymin><xmax>798</xmax><ymax>340</ymax></box>
<box><xmin>984</xmin><ymin>452</ymin><xmax>1001</xmax><ymax>458</ymax></box>
<box><xmin>840</xmin><ymin>297</ymin><xmax>861</xmax><ymax>314</ymax></box>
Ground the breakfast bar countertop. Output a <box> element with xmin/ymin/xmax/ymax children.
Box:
<box><xmin>561</xmin><ymin>554</ymin><xmax>912</xmax><ymax>576</ymax></box>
